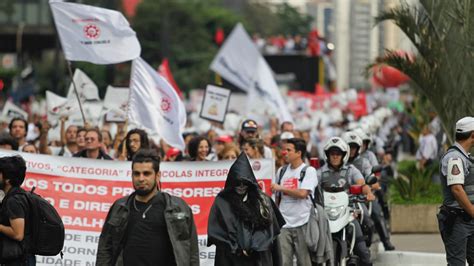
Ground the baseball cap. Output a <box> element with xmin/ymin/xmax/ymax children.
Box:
<box><xmin>241</xmin><ymin>119</ymin><xmax>258</xmax><ymax>132</ymax></box>
<box><xmin>456</xmin><ymin>117</ymin><xmax>474</xmax><ymax>133</ymax></box>
<box><xmin>216</xmin><ymin>135</ymin><xmax>233</xmax><ymax>143</ymax></box>
<box><xmin>280</xmin><ymin>132</ymin><xmax>295</xmax><ymax>140</ymax></box>
<box><xmin>166</xmin><ymin>147</ymin><xmax>181</xmax><ymax>158</ymax></box>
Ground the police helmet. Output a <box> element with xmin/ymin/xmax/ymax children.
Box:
<box><xmin>323</xmin><ymin>137</ymin><xmax>349</xmax><ymax>165</ymax></box>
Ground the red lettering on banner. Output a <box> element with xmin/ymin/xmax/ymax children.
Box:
<box><xmin>22</xmin><ymin>172</ymin><xmax>272</xmax><ymax>235</ymax></box>
<box><xmin>60</xmin><ymin>166</ymin><xmax>120</xmax><ymax>176</ymax></box>
<box><xmin>23</xmin><ymin>172</ymin><xmax>131</xmax><ymax>232</ymax></box>
<box><xmin>160</xmin><ymin>170</ymin><xmax>193</xmax><ymax>178</ymax></box>
<box><xmin>26</xmin><ymin>161</ymin><xmax>52</xmax><ymax>171</ymax></box>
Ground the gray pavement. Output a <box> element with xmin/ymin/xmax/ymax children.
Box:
<box><xmin>374</xmin><ymin>234</ymin><xmax>447</xmax><ymax>265</ymax></box>
<box><xmin>390</xmin><ymin>234</ymin><xmax>444</xmax><ymax>253</ymax></box>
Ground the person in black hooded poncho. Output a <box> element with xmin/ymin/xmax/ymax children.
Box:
<box><xmin>208</xmin><ymin>152</ymin><xmax>286</xmax><ymax>266</ymax></box>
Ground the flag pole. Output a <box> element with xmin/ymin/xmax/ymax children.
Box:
<box><xmin>66</xmin><ymin>61</ymin><xmax>87</xmax><ymax>126</ymax></box>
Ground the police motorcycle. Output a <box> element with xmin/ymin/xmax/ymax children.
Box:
<box><xmin>324</xmin><ymin>175</ymin><xmax>378</xmax><ymax>266</ymax></box>
<box><xmin>320</xmin><ymin>137</ymin><xmax>377</xmax><ymax>266</ymax></box>
<box><xmin>341</xmin><ymin>131</ymin><xmax>377</xmax><ymax>248</ymax></box>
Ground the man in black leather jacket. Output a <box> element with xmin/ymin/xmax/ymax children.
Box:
<box><xmin>96</xmin><ymin>149</ymin><xmax>198</xmax><ymax>266</ymax></box>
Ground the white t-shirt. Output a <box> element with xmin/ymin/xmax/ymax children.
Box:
<box><xmin>416</xmin><ymin>134</ymin><xmax>438</xmax><ymax>160</ymax></box>
<box><xmin>277</xmin><ymin>163</ymin><xmax>318</xmax><ymax>228</ymax></box>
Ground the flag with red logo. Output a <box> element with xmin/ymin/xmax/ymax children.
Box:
<box><xmin>46</xmin><ymin>91</ymin><xmax>78</xmax><ymax>118</ymax></box>
<box><xmin>66</xmin><ymin>69</ymin><xmax>100</xmax><ymax>102</ymax></box>
<box><xmin>129</xmin><ymin>57</ymin><xmax>186</xmax><ymax>150</ymax></box>
<box><xmin>49</xmin><ymin>1</ymin><xmax>141</xmax><ymax>64</ymax></box>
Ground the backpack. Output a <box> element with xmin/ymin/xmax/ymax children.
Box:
<box><xmin>277</xmin><ymin>165</ymin><xmax>324</xmax><ymax>206</ymax></box>
<box><xmin>16</xmin><ymin>187</ymin><xmax>65</xmax><ymax>257</ymax></box>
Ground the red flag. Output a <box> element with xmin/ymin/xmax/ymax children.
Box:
<box><xmin>122</xmin><ymin>0</ymin><xmax>142</xmax><ymax>18</ymax></box>
<box><xmin>158</xmin><ymin>58</ymin><xmax>184</xmax><ymax>99</ymax></box>
<box><xmin>214</xmin><ymin>27</ymin><xmax>225</xmax><ymax>46</ymax></box>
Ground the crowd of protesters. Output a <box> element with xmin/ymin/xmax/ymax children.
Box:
<box><xmin>0</xmin><ymin>94</ymin><xmax>449</xmax><ymax>265</ymax></box>
<box><xmin>253</xmin><ymin>29</ymin><xmax>331</xmax><ymax>57</ymax></box>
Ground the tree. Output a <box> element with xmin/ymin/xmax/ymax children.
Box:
<box><xmin>276</xmin><ymin>3</ymin><xmax>313</xmax><ymax>36</ymax></box>
<box><xmin>132</xmin><ymin>0</ymin><xmax>241</xmax><ymax>94</ymax></box>
<box><xmin>373</xmin><ymin>0</ymin><xmax>474</xmax><ymax>143</ymax></box>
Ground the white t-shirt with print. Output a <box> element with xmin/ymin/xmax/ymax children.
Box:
<box><xmin>278</xmin><ymin>163</ymin><xmax>318</xmax><ymax>228</ymax></box>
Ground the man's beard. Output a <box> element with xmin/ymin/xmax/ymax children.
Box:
<box><xmin>0</xmin><ymin>180</ymin><xmax>5</xmax><ymax>190</ymax></box>
<box><xmin>134</xmin><ymin>180</ymin><xmax>157</xmax><ymax>196</ymax></box>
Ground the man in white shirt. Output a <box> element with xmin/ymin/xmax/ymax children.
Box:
<box><xmin>416</xmin><ymin>125</ymin><xmax>438</xmax><ymax>169</ymax></box>
<box><xmin>271</xmin><ymin>138</ymin><xmax>318</xmax><ymax>266</ymax></box>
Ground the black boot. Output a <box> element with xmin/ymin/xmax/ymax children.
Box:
<box><xmin>383</xmin><ymin>241</ymin><xmax>395</xmax><ymax>251</ymax></box>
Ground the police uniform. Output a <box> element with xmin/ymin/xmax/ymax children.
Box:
<box><xmin>439</xmin><ymin>142</ymin><xmax>474</xmax><ymax>265</ymax></box>
<box><xmin>360</xmin><ymin>150</ymin><xmax>379</xmax><ymax>168</ymax></box>
<box><xmin>438</xmin><ymin>117</ymin><xmax>474</xmax><ymax>266</ymax></box>
<box><xmin>349</xmin><ymin>155</ymin><xmax>394</xmax><ymax>250</ymax></box>
<box><xmin>319</xmin><ymin>163</ymin><xmax>372</xmax><ymax>266</ymax></box>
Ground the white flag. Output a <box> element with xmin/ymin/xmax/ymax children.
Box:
<box><xmin>1</xmin><ymin>101</ymin><xmax>28</xmax><ymax>122</ymax></box>
<box><xmin>46</xmin><ymin>91</ymin><xmax>78</xmax><ymax>116</ymax></box>
<box><xmin>66</xmin><ymin>69</ymin><xmax>100</xmax><ymax>102</ymax></box>
<box><xmin>46</xmin><ymin>90</ymin><xmax>79</xmax><ymax>127</ymax></box>
<box><xmin>103</xmin><ymin>85</ymin><xmax>129</xmax><ymax>114</ymax></box>
<box><xmin>129</xmin><ymin>57</ymin><xmax>186</xmax><ymax>150</ymax></box>
<box><xmin>210</xmin><ymin>24</ymin><xmax>293</xmax><ymax>122</ymax></box>
<box><xmin>49</xmin><ymin>1</ymin><xmax>141</xmax><ymax>64</ymax></box>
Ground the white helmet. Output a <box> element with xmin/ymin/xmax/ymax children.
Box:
<box><xmin>323</xmin><ymin>137</ymin><xmax>349</xmax><ymax>164</ymax></box>
<box><xmin>341</xmin><ymin>131</ymin><xmax>363</xmax><ymax>147</ymax></box>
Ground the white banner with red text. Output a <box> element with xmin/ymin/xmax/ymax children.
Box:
<box><xmin>0</xmin><ymin>150</ymin><xmax>274</xmax><ymax>266</ymax></box>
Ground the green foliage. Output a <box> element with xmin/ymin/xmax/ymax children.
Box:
<box><xmin>133</xmin><ymin>0</ymin><xmax>241</xmax><ymax>93</ymax></box>
<box><xmin>390</xmin><ymin>182</ymin><xmax>443</xmax><ymax>204</ymax></box>
<box><xmin>372</xmin><ymin>0</ymin><xmax>474</xmax><ymax>144</ymax></box>
<box><xmin>0</xmin><ymin>0</ymin><xmax>14</xmax><ymax>16</ymax></box>
<box><xmin>242</xmin><ymin>2</ymin><xmax>312</xmax><ymax>36</ymax></box>
<box><xmin>390</xmin><ymin>160</ymin><xmax>441</xmax><ymax>204</ymax></box>
<box><xmin>406</xmin><ymin>96</ymin><xmax>434</xmax><ymax>143</ymax></box>
<box><xmin>276</xmin><ymin>3</ymin><xmax>313</xmax><ymax>36</ymax></box>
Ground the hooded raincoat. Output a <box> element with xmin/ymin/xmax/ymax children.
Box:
<box><xmin>207</xmin><ymin>153</ymin><xmax>285</xmax><ymax>266</ymax></box>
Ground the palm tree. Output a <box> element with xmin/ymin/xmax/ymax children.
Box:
<box><xmin>372</xmin><ymin>0</ymin><xmax>474</xmax><ymax>143</ymax></box>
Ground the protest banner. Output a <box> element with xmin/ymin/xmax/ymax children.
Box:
<box><xmin>0</xmin><ymin>150</ymin><xmax>274</xmax><ymax>266</ymax></box>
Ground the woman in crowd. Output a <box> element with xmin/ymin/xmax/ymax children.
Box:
<box><xmin>187</xmin><ymin>136</ymin><xmax>212</xmax><ymax>161</ymax></box>
<box><xmin>22</xmin><ymin>143</ymin><xmax>38</xmax><ymax>154</ymax></box>
<box><xmin>242</xmin><ymin>138</ymin><xmax>265</xmax><ymax>159</ymax></box>
<box><xmin>219</xmin><ymin>143</ymin><xmax>240</xmax><ymax>161</ymax></box>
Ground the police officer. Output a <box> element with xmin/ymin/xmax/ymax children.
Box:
<box><xmin>438</xmin><ymin>116</ymin><xmax>474</xmax><ymax>265</ymax></box>
<box><xmin>342</xmin><ymin>131</ymin><xmax>395</xmax><ymax>250</ymax></box>
<box><xmin>318</xmin><ymin>137</ymin><xmax>374</xmax><ymax>266</ymax></box>
<box><xmin>356</xmin><ymin>129</ymin><xmax>379</xmax><ymax>167</ymax></box>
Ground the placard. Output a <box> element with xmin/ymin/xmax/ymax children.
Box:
<box><xmin>199</xmin><ymin>85</ymin><xmax>231</xmax><ymax>123</ymax></box>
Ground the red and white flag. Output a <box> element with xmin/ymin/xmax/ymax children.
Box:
<box><xmin>129</xmin><ymin>57</ymin><xmax>186</xmax><ymax>150</ymax></box>
<box><xmin>158</xmin><ymin>58</ymin><xmax>183</xmax><ymax>99</ymax></box>
<box><xmin>66</xmin><ymin>69</ymin><xmax>100</xmax><ymax>102</ymax></box>
<box><xmin>49</xmin><ymin>1</ymin><xmax>141</xmax><ymax>64</ymax></box>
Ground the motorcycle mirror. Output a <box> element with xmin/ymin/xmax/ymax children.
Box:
<box><xmin>365</xmin><ymin>174</ymin><xmax>378</xmax><ymax>185</ymax></box>
<box><xmin>349</xmin><ymin>185</ymin><xmax>363</xmax><ymax>195</ymax></box>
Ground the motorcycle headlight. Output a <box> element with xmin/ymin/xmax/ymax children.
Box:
<box><xmin>325</xmin><ymin>206</ymin><xmax>345</xmax><ymax>221</ymax></box>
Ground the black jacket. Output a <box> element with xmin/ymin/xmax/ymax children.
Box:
<box><xmin>73</xmin><ymin>149</ymin><xmax>113</xmax><ymax>160</ymax></box>
<box><xmin>96</xmin><ymin>191</ymin><xmax>199</xmax><ymax>266</ymax></box>
<box><xmin>208</xmin><ymin>153</ymin><xmax>285</xmax><ymax>266</ymax></box>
